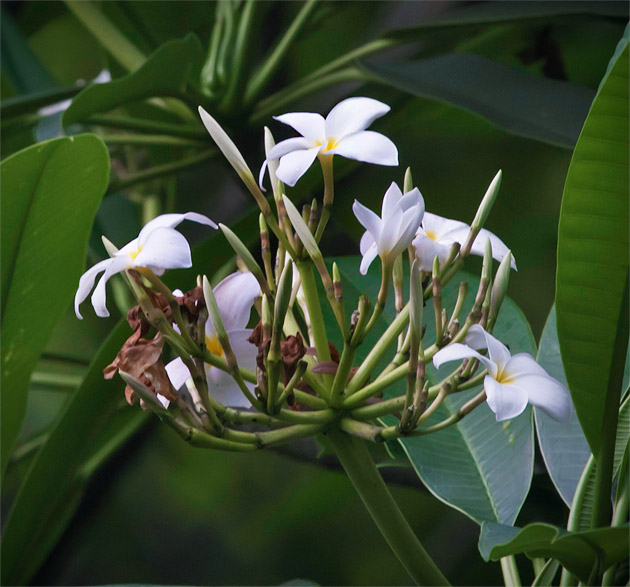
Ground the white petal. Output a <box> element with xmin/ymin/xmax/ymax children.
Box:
<box><xmin>328</xmin><ymin>131</ymin><xmax>398</xmax><ymax>166</ymax></box>
<box><xmin>205</xmin><ymin>365</ymin><xmax>253</xmax><ymax>408</ymax></box>
<box><xmin>228</xmin><ymin>329</ymin><xmax>258</xmax><ymax>371</ymax></box>
<box><xmin>352</xmin><ymin>200</ymin><xmax>382</xmax><ymax>242</ymax></box>
<box><xmin>445</xmin><ymin>223</ymin><xmax>517</xmax><ymax>270</ymax></box>
<box><xmin>360</xmin><ymin>230</ymin><xmax>375</xmax><ymax>256</ymax></box>
<box><xmin>465</xmin><ymin>324</ymin><xmax>511</xmax><ymax>369</ymax></box>
<box><xmin>400</xmin><ymin>188</ymin><xmax>424</xmax><ymax>213</ymax></box>
<box><xmin>423</xmin><ymin>212</ymin><xmax>469</xmax><ymax>241</ymax></box>
<box><xmin>138</xmin><ymin>211</ymin><xmax>216</xmax><ymax>244</ymax></box>
<box><xmin>378</xmin><ymin>205</ymin><xmax>403</xmax><ymax>255</ymax></box>
<box><xmin>274</xmin><ymin>112</ymin><xmax>326</xmax><ymax>142</ymax></box>
<box><xmin>74</xmin><ymin>258</ymin><xmax>113</xmax><ymax>319</ymax></box>
<box><xmin>325</xmin><ymin>97</ymin><xmax>390</xmax><ymax>139</ymax></box>
<box><xmin>513</xmin><ymin>374</ymin><xmax>571</xmax><ymax>422</ymax></box>
<box><xmin>412</xmin><ymin>233</ymin><xmax>450</xmax><ymax>272</ymax></box>
<box><xmin>504</xmin><ymin>353</ymin><xmax>572</xmax><ymax>422</ymax></box>
<box><xmin>484</xmin><ymin>376</ymin><xmax>529</xmax><ymax>421</ymax></box>
<box><xmin>360</xmin><ymin>242</ymin><xmax>379</xmax><ymax>275</ymax></box>
<box><xmin>132</xmin><ymin>227</ymin><xmax>192</xmax><ymax>270</ymax></box>
<box><xmin>213</xmin><ymin>272</ymin><xmax>260</xmax><ymax>331</ymax></box>
<box><xmin>266</xmin><ymin>137</ymin><xmax>314</xmax><ymax>161</ymax></box>
<box><xmin>381</xmin><ymin>182</ymin><xmax>403</xmax><ymax>220</ymax></box>
<box><xmin>391</xmin><ymin>204</ymin><xmax>424</xmax><ymax>256</ymax></box>
<box><xmin>91</xmin><ymin>254</ymin><xmax>132</xmax><ymax>317</ymax></box>
<box><xmin>165</xmin><ymin>357</ymin><xmax>192</xmax><ymax>390</ymax></box>
<box><xmin>157</xmin><ymin>394</ymin><xmax>170</xmax><ymax>409</ymax></box>
<box><xmin>432</xmin><ymin>342</ymin><xmax>497</xmax><ymax>376</ymax></box>
<box><xmin>275</xmin><ymin>146</ymin><xmax>320</xmax><ymax>187</ymax></box>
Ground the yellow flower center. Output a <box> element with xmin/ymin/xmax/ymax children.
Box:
<box><xmin>205</xmin><ymin>334</ymin><xmax>225</xmax><ymax>358</ymax></box>
<box><xmin>425</xmin><ymin>230</ymin><xmax>438</xmax><ymax>242</ymax></box>
<box><xmin>317</xmin><ymin>138</ymin><xmax>339</xmax><ymax>152</ymax></box>
<box><xmin>129</xmin><ymin>246</ymin><xmax>143</xmax><ymax>260</ymax></box>
<box><xmin>495</xmin><ymin>365</ymin><xmax>515</xmax><ymax>385</ymax></box>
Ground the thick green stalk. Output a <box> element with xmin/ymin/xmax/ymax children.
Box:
<box><xmin>297</xmin><ymin>261</ymin><xmax>331</xmax><ymax>365</ymax></box>
<box><xmin>328</xmin><ymin>430</ymin><xmax>449</xmax><ymax>586</ymax></box>
<box><xmin>500</xmin><ymin>556</ymin><xmax>522</xmax><ymax>587</ymax></box>
<box><xmin>245</xmin><ymin>0</ymin><xmax>319</xmax><ymax>103</ymax></box>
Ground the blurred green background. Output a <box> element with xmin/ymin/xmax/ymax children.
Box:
<box><xmin>2</xmin><ymin>1</ymin><xmax>627</xmax><ymax>584</ymax></box>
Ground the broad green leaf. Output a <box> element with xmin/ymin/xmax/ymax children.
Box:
<box><xmin>478</xmin><ymin>521</ymin><xmax>629</xmax><ymax>582</ymax></box>
<box><xmin>383</xmin><ymin>1</ymin><xmax>629</xmax><ymax>42</ymax></box>
<box><xmin>535</xmin><ymin>305</ymin><xmax>591</xmax><ymax>506</ymax></box>
<box><xmin>1</xmin><ymin>320</ymin><xmax>147</xmax><ymax>586</ymax></box>
<box><xmin>555</xmin><ymin>29</ymin><xmax>629</xmax><ymax>457</ymax></box>
<box><xmin>1</xmin><ymin>134</ymin><xmax>110</xmax><ymax>475</ymax></box>
<box><xmin>363</xmin><ymin>54</ymin><xmax>594</xmax><ymax>149</ymax></box>
<box><xmin>325</xmin><ymin>257</ymin><xmax>536</xmax><ymax>525</ymax></box>
<box><xmin>63</xmin><ymin>33</ymin><xmax>203</xmax><ymax>127</ymax></box>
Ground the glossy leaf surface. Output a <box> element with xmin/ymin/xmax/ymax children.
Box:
<box><xmin>535</xmin><ymin>305</ymin><xmax>591</xmax><ymax>506</ymax></box>
<box><xmin>479</xmin><ymin>521</ymin><xmax>629</xmax><ymax>582</ymax></box>
<box><xmin>63</xmin><ymin>33</ymin><xmax>202</xmax><ymax>127</ymax></box>
<box><xmin>1</xmin><ymin>134</ymin><xmax>110</xmax><ymax>474</ymax></box>
<box><xmin>555</xmin><ymin>30</ymin><xmax>629</xmax><ymax>457</ymax></box>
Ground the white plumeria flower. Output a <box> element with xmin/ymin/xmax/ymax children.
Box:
<box><xmin>433</xmin><ymin>324</ymin><xmax>571</xmax><ymax>422</ymax></box>
<box><xmin>412</xmin><ymin>212</ymin><xmax>517</xmax><ymax>273</ymax></box>
<box><xmin>353</xmin><ymin>182</ymin><xmax>425</xmax><ymax>275</ymax></box>
<box><xmin>166</xmin><ymin>271</ymin><xmax>260</xmax><ymax>408</ymax></box>
<box><xmin>259</xmin><ymin>96</ymin><xmax>398</xmax><ymax>188</ymax></box>
<box><xmin>74</xmin><ymin>212</ymin><xmax>216</xmax><ymax>319</ymax></box>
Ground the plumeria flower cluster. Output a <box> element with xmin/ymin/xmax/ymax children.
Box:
<box><xmin>75</xmin><ymin>95</ymin><xmax>573</xmax><ymax>458</ymax></box>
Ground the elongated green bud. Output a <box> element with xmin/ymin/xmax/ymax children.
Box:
<box><xmin>462</xmin><ymin>170</ymin><xmax>502</xmax><ymax>256</ymax></box>
<box><xmin>308</xmin><ymin>199</ymin><xmax>319</xmax><ymax>234</ymax></box>
<box><xmin>487</xmin><ymin>251</ymin><xmax>512</xmax><ymax>331</ymax></box>
<box><xmin>282</xmin><ymin>195</ymin><xmax>322</xmax><ymax>262</ymax></box>
<box><xmin>199</xmin><ymin>106</ymin><xmax>270</xmax><ymax>213</ymax></box>
<box><xmin>274</xmin><ymin>262</ymin><xmax>293</xmax><ymax>330</ymax></box>
<box><xmin>219</xmin><ymin>223</ymin><xmax>270</xmax><ymax>295</ymax></box>
<box><xmin>119</xmin><ymin>371</ymin><xmax>172</xmax><ymax>418</ymax></box>
<box><xmin>403</xmin><ymin>167</ymin><xmax>414</xmax><ymax>194</ymax></box>
<box><xmin>202</xmin><ymin>275</ymin><xmax>228</xmax><ymax>340</ymax></box>
<box><xmin>333</xmin><ymin>262</ymin><xmax>343</xmax><ymax>302</ymax></box>
<box><xmin>409</xmin><ymin>259</ymin><xmax>423</xmax><ymax>338</ymax></box>
<box><xmin>262</xmin><ymin>293</ymin><xmax>272</xmax><ymax>328</ymax></box>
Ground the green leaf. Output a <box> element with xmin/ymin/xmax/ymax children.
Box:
<box><xmin>63</xmin><ymin>33</ymin><xmax>203</xmax><ymax>127</ymax></box>
<box><xmin>478</xmin><ymin>521</ymin><xmax>629</xmax><ymax>582</ymax></box>
<box><xmin>383</xmin><ymin>1</ymin><xmax>629</xmax><ymax>42</ymax></box>
<box><xmin>326</xmin><ymin>257</ymin><xmax>536</xmax><ymax>525</ymax></box>
<box><xmin>1</xmin><ymin>134</ymin><xmax>110</xmax><ymax>475</ymax></box>
<box><xmin>1</xmin><ymin>320</ymin><xmax>147</xmax><ymax>586</ymax></box>
<box><xmin>571</xmin><ymin>395</ymin><xmax>630</xmax><ymax>532</ymax></box>
<box><xmin>535</xmin><ymin>304</ymin><xmax>591</xmax><ymax>506</ymax></box>
<box><xmin>555</xmin><ymin>28</ymin><xmax>629</xmax><ymax>457</ymax></box>
<box><xmin>363</xmin><ymin>54</ymin><xmax>595</xmax><ymax>149</ymax></box>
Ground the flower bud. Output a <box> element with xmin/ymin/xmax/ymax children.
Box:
<box><xmin>487</xmin><ymin>250</ymin><xmax>513</xmax><ymax>331</ymax></box>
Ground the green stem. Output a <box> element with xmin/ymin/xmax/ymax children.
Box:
<box><xmin>314</xmin><ymin>154</ymin><xmax>334</xmax><ymax>242</ymax></box>
<box><xmin>344</xmin><ymin>304</ymin><xmax>410</xmax><ymax>398</ymax></box>
<box><xmin>245</xmin><ymin>0</ymin><xmax>319</xmax><ymax>104</ymax></box>
<box><xmin>500</xmin><ymin>556</ymin><xmax>522</xmax><ymax>587</ymax></box>
<box><xmin>109</xmin><ymin>149</ymin><xmax>215</xmax><ymax>192</ymax></box>
<box><xmin>251</xmin><ymin>67</ymin><xmax>366</xmax><ymax>124</ymax></box>
<box><xmin>65</xmin><ymin>0</ymin><xmax>145</xmax><ymax>71</ymax></box>
<box><xmin>86</xmin><ymin>114</ymin><xmax>208</xmax><ymax>139</ymax></box>
<box><xmin>328</xmin><ymin>430</ymin><xmax>449</xmax><ymax>586</ymax></box>
<box><xmin>297</xmin><ymin>261</ymin><xmax>331</xmax><ymax>365</ymax></box>
<box><xmin>220</xmin><ymin>0</ymin><xmax>256</xmax><ymax>112</ymax></box>
<box><xmin>102</xmin><ymin>134</ymin><xmax>206</xmax><ymax>148</ymax></box>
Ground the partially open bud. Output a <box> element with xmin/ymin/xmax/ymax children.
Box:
<box><xmin>264</xmin><ymin>126</ymin><xmax>283</xmax><ymax>201</ymax></box>
<box><xmin>462</xmin><ymin>170</ymin><xmax>502</xmax><ymax>256</ymax></box>
<box><xmin>220</xmin><ymin>223</ymin><xmax>270</xmax><ymax>296</ymax></box>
